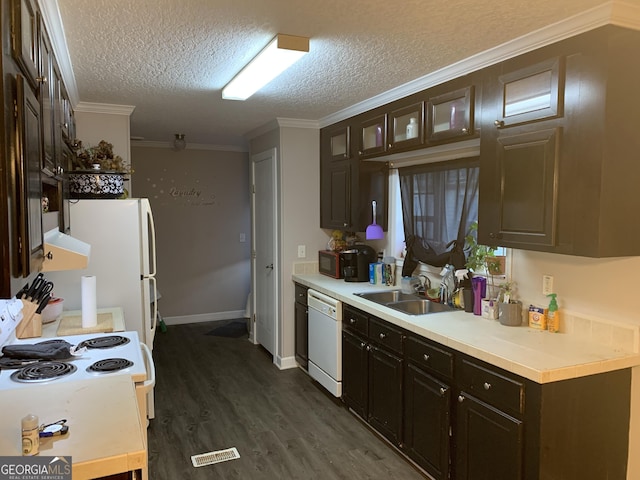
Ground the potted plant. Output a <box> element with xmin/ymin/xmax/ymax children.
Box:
<box><xmin>69</xmin><ymin>140</ymin><xmax>132</xmax><ymax>199</ymax></box>
<box><xmin>464</xmin><ymin>222</ymin><xmax>497</xmax><ymax>274</ymax></box>
<box><xmin>497</xmin><ymin>281</ymin><xmax>522</xmax><ymax>326</ymax></box>
<box><xmin>486</xmin><ymin>254</ymin><xmax>506</xmax><ymax>276</ymax></box>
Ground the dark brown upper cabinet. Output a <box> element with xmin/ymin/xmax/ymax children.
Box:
<box><xmin>14</xmin><ymin>74</ymin><xmax>44</xmax><ymax>276</ymax></box>
<box><xmin>327</xmin><ymin>124</ymin><xmax>350</xmax><ymax>161</ymax></box>
<box><xmin>39</xmin><ymin>25</ymin><xmax>55</xmax><ymax>176</ymax></box>
<box><xmin>358</xmin><ymin>114</ymin><xmax>387</xmax><ymax>158</ymax></box>
<box><xmin>480</xmin><ymin>26</ymin><xmax>640</xmax><ymax>257</ymax></box>
<box><xmin>427</xmin><ymin>85</ymin><xmax>475</xmax><ymax>144</ymax></box>
<box><xmin>388</xmin><ymin>101</ymin><xmax>425</xmax><ymax>152</ymax></box>
<box><xmin>495</xmin><ymin>57</ymin><xmax>564</xmax><ymax>128</ymax></box>
<box><xmin>11</xmin><ymin>0</ymin><xmax>39</xmax><ymax>90</ymax></box>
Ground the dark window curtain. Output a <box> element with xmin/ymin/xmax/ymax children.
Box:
<box><xmin>399</xmin><ymin>157</ymin><xmax>479</xmax><ymax>273</ymax></box>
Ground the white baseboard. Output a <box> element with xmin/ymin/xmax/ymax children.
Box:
<box><xmin>275</xmin><ymin>355</ymin><xmax>298</xmax><ymax>370</ymax></box>
<box><xmin>163</xmin><ymin>310</ymin><xmax>247</xmax><ymax>326</ymax></box>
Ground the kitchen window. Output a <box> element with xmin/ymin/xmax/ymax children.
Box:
<box><xmin>399</xmin><ymin>157</ymin><xmax>479</xmax><ymax>271</ymax></box>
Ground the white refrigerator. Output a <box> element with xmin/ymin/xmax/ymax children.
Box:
<box><xmin>45</xmin><ymin>198</ymin><xmax>158</xmax><ymax>415</ymax></box>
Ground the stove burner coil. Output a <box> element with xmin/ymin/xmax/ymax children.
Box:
<box><xmin>77</xmin><ymin>335</ymin><xmax>130</xmax><ymax>350</ymax></box>
<box><xmin>11</xmin><ymin>361</ymin><xmax>77</xmax><ymax>383</ymax></box>
<box><xmin>87</xmin><ymin>358</ymin><xmax>133</xmax><ymax>374</ymax></box>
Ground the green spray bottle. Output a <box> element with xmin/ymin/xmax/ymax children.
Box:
<box><xmin>547</xmin><ymin>293</ymin><xmax>560</xmax><ymax>333</ymax></box>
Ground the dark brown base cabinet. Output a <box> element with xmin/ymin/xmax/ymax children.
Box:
<box><xmin>367</xmin><ymin>342</ymin><xmax>403</xmax><ymax>445</ymax></box>
<box><xmin>342</xmin><ymin>329</ymin><xmax>368</xmax><ymax>418</ymax></box>
<box><xmin>404</xmin><ymin>363</ymin><xmax>451</xmax><ymax>480</ymax></box>
<box><xmin>342</xmin><ymin>306</ymin><xmax>403</xmax><ymax>446</ymax></box>
<box><xmin>453</xmin><ymin>393</ymin><xmax>523</xmax><ymax>480</ymax></box>
<box><xmin>340</xmin><ymin>304</ymin><xmax>632</xmax><ymax>480</ymax></box>
<box><xmin>294</xmin><ymin>283</ymin><xmax>308</xmax><ymax>370</ymax></box>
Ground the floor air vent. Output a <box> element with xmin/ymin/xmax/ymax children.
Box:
<box><xmin>191</xmin><ymin>447</ymin><xmax>240</xmax><ymax>468</ymax></box>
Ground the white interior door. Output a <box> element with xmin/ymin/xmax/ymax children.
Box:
<box><xmin>252</xmin><ymin>149</ymin><xmax>278</xmax><ymax>357</ymax></box>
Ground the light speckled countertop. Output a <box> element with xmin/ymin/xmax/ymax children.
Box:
<box><xmin>293</xmin><ymin>274</ymin><xmax>640</xmax><ymax>383</ymax></box>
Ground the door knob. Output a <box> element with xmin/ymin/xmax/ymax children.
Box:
<box><xmin>266</xmin><ymin>264</ymin><xmax>273</xmax><ymax>270</ymax></box>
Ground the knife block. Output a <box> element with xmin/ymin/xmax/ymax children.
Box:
<box><xmin>15</xmin><ymin>299</ymin><xmax>42</xmax><ymax>339</ymax></box>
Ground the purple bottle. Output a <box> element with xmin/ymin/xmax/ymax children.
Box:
<box><xmin>472</xmin><ymin>277</ymin><xmax>486</xmax><ymax>316</ymax></box>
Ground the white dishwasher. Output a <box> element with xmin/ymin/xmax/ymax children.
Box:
<box><xmin>307</xmin><ymin>289</ymin><xmax>343</xmax><ymax>397</ymax></box>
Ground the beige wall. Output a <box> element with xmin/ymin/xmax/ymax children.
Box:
<box><xmin>74</xmin><ymin>108</ymin><xmax>132</xmax><ymax>167</ymax></box>
<box><xmin>131</xmin><ymin>146</ymin><xmax>250</xmax><ymax>320</ymax></box>
<box><xmin>279</xmin><ymin>126</ymin><xmax>325</xmax><ymax>360</ymax></box>
<box><xmin>249</xmin><ymin>122</ymin><xmax>325</xmax><ymax>365</ymax></box>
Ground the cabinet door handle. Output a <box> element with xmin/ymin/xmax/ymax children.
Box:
<box><xmin>379</xmin><ymin>333</ymin><xmax>386</xmax><ymax>340</ymax></box>
<box><xmin>423</xmin><ymin>353</ymin><xmax>430</xmax><ymax>361</ymax></box>
<box><xmin>461</xmin><ymin>127</ymin><xmax>468</xmax><ymax>134</ymax></box>
<box><xmin>37</xmin><ymin>76</ymin><xmax>48</xmax><ymax>84</ymax></box>
<box><xmin>483</xmin><ymin>382</ymin><xmax>492</xmax><ymax>390</ymax></box>
<box><xmin>440</xmin><ymin>387</ymin><xmax>447</xmax><ymax>395</ymax></box>
<box><xmin>458</xmin><ymin>395</ymin><xmax>465</xmax><ymax>403</ymax></box>
<box><xmin>366</xmin><ymin>345</ymin><xmax>371</xmax><ymax>351</ymax></box>
<box><xmin>388</xmin><ymin>143</ymin><xmax>392</xmax><ymax>148</ymax></box>
<box><xmin>360</xmin><ymin>342</ymin><xmax>366</xmax><ymax>348</ymax></box>
<box><xmin>349</xmin><ymin>318</ymin><xmax>356</xmax><ymax>325</ymax></box>
<box><xmin>494</xmin><ymin>119</ymin><xmax>504</xmax><ymax>127</ymax></box>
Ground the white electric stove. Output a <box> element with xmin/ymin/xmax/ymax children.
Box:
<box><xmin>0</xmin><ymin>331</ymin><xmax>151</xmax><ymax>390</ymax></box>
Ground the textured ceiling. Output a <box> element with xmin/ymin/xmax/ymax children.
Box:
<box><xmin>56</xmin><ymin>0</ymin><xmax>607</xmax><ymax>149</ymax></box>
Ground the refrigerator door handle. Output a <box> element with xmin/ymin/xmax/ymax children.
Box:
<box><xmin>148</xmin><ymin>275</ymin><xmax>158</xmax><ymax>342</ymax></box>
<box><xmin>145</xmin><ymin>203</ymin><xmax>157</xmax><ymax>278</ymax></box>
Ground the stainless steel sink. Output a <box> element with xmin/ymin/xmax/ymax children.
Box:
<box><xmin>386</xmin><ymin>299</ymin><xmax>453</xmax><ymax>315</ymax></box>
<box><xmin>354</xmin><ymin>290</ymin><xmax>417</xmax><ymax>304</ymax></box>
<box><xmin>354</xmin><ymin>289</ymin><xmax>454</xmax><ymax>315</ymax></box>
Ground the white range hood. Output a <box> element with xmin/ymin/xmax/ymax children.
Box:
<box><xmin>41</xmin><ymin>228</ymin><xmax>91</xmax><ymax>272</ymax></box>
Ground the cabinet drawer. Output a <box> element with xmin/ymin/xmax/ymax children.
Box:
<box><xmin>343</xmin><ymin>305</ymin><xmax>368</xmax><ymax>336</ymax></box>
<box><xmin>369</xmin><ymin>317</ymin><xmax>403</xmax><ymax>354</ymax></box>
<box><xmin>294</xmin><ymin>283</ymin><xmax>308</xmax><ymax>306</ymax></box>
<box><xmin>458</xmin><ymin>358</ymin><xmax>524</xmax><ymax>416</ymax></box>
<box><xmin>405</xmin><ymin>335</ymin><xmax>453</xmax><ymax>380</ymax></box>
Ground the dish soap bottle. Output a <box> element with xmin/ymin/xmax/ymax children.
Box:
<box><xmin>547</xmin><ymin>293</ymin><xmax>560</xmax><ymax>333</ymax></box>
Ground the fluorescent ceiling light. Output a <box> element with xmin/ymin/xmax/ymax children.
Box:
<box><xmin>222</xmin><ymin>34</ymin><xmax>309</xmax><ymax>101</ymax></box>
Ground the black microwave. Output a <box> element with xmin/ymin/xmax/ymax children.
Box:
<box><xmin>318</xmin><ymin>250</ymin><xmax>344</xmax><ymax>279</ymax></box>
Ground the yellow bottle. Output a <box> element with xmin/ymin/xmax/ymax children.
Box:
<box><xmin>547</xmin><ymin>293</ymin><xmax>560</xmax><ymax>333</ymax></box>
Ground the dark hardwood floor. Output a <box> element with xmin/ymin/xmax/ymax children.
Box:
<box><xmin>147</xmin><ymin>320</ymin><xmax>426</xmax><ymax>479</ymax></box>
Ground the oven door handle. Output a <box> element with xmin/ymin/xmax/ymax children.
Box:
<box><xmin>139</xmin><ymin>342</ymin><xmax>156</xmax><ymax>393</ymax></box>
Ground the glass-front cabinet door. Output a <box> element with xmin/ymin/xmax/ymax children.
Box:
<box><xmin>359</xmin><ymin>114</ymin><xmax>387</xmax><ymax>158</ymax></box>
<box><xmin>427</xmin><ymin>86</ymin><xmax>474</xmax><ymax>143</ymax></box>
<box><xmin>389</xmin><ymin>102</ymin><xmax>424</xmax><ymax>152</ymax></box>
<box><xmin>496</xmin><ymin>57</ymin><xmax>563</xmax><ymax>127</ymax></box>
<box><xmin>328</xmin><ymin>125</ymin><xmax>350</xmax><ymax>161</ymax></box>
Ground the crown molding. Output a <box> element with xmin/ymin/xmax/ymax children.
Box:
<box><xmin>75</xmin><ymin>102</ymin><xmax>136</xmax><ymax>116</ymax></box>
<box><xmin>131</xmin><ymin>140</ymin><xmax>248</xmax><ymax>153</ymax></box>
<box><xmin>245</xmin><ymin>117</ymin><xmax>320</xmax><ymax>141</ymax></box>
<box><xmin>319</xmin><ymin>0</ymin><xmax>640</xmax><ymax>127</ymax></box>
<box><xmin>276</xmin><ymin>118</ymin><xmax>320</xmax><ymax>129</ymax></box>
